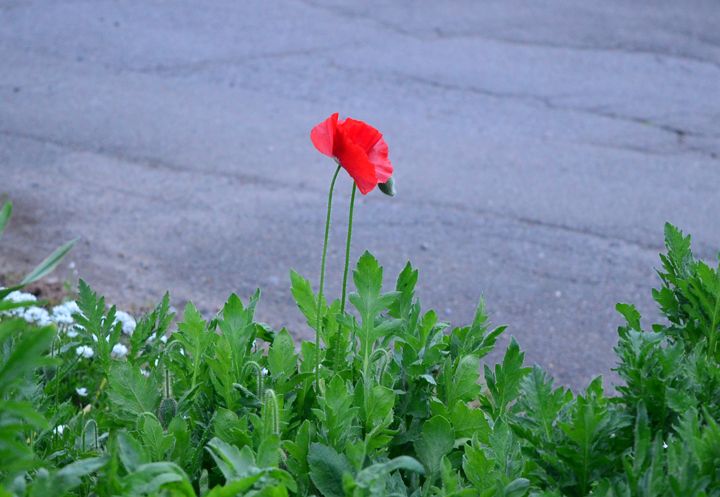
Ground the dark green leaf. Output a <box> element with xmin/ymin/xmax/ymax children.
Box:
<box><xmin>308</xmin><ymin>443</ymin><xmax>353</xmax><ymax>497</ymax></box>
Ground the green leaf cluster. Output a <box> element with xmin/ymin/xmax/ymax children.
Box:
<box><xmin>2</xmin><ymin>216</ymin><xmax>720</xmax><ymax>496</ymax></box>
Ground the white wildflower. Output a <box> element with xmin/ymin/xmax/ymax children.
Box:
<box><xmin>111</xmin><ymin>343</ymin><xmax>128</xmax><ymax>359</ymax></box>
<box><xmin>66</xmin><ymin>326</ymin><xmax>80</xmax><ymax>338</ymax></box>
<box><xmin>75</xmin><ymin>345</ymin><xmax>94</xmax><ymax>359</ymax></box>
<box><xmin>1</xmin><ymin>291</ymin><xmax>38</xmax><ymax>318</ymax></box>
<box><xmin>114</xmin><ymin>311</ymin><xmax>136</xmax><ymax>336</ymax></box>
<box><xmin>53</xmin><ymin>425</ymin><xmax>66</xmax><ymax>436</ymax></box>
<box><xmin>140</xmin><ymin>368</ymin><xmax>150</xmax><ymax>378</ymax></box>
<box><xmin>75</xmin><ymin>387</ymin><xmax>88</xmax><ymax>397</ymax></box>
<box><xmin>22</xmin><ymin>307</ymin><xmax>52</xmax><ymax>326</ymax></box>
<box><xmin>51</xmin><ymin>301</ymin><xmax>80</xmax><ymax>325</ymax></box>
<box><xmin>261</xmin><ymin>367</ymin><xmax>269</xmax><ymax>376</ymax></box>
<box><xmin>160</xmin><ymin>335</ymin><xmax>168</xmax><ymax>344</ymax></box>
<box><xmin>663</xmin><ymin>442</ymin><xmax>668</xmax><ymax>449</ymax></box>
<box><xmin>5</xmin><ymin>290</ymin><xmax>37</xmax><ymax>303</ymax></box>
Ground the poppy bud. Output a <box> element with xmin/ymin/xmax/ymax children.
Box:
<box><xmin>378</xmin><ymin>177</ymin><xmax>396</xmax><ymax>197</ymax></box>
<box><xmin>158</xmin><ymin>397</ymin><xmax>178</xmax><ymax>428</ymax></box>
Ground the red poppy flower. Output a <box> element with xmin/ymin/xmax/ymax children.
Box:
<box><xmin>311</xmin><ymin>113</ymin><xmax>393</xmax><ymax>195</ymax></box>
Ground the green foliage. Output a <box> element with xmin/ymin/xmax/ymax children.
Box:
<box><xmin>2</xmin><ymin>223</ymin><xmax>720</xmax><ymax>496</ymax></box>
<box><xmin>19</xmin><ymin>240</ymin><xmax>77</xmax><ymax>287</ymax></box>
<box><xmin>107</xmin><ymin>363</ymin><xmax>161</xmax><ymax>422</ymax></box>
<box><xmin>0</xmin><ymin>202</ymin><xmax>12</xmax><ymax>240</ymax></box>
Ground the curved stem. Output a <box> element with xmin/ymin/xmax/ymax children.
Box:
<box><xmin>341</xmin><ymin>183</ymin><xmax>357</xmax><ymax>381</ymax></box>
<box><xmin>340</xmin><ymin>183</ymin><xmax>357</xmax><ymax>315</ymax></box>
<box><xmin>315</xmin><ymin>165</ymin><xmax>342</xmax><ymax>390</ymax></box>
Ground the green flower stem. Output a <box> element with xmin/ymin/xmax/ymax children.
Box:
<box><xmin>315</xmin><ymin>164</ymin><xmax>342</xmax><ymax>390</ymax></box>
<box><xmin>340</xmin><ymin>183</ymin><xmax>357</xmax><ymax>315</ymax></box>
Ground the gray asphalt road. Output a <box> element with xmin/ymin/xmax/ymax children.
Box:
<box><xmin>1</xmin><ymin>0</ymin><xmax>719</xmax><ymax>389</ymax></box>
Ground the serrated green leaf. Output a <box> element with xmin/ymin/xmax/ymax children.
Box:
<box><xmin>364</xmin><ymin>384</ymin><xmax>395</xmax><ymax>436</ymax></box>
<box><xmin>445</xmin><ymin>354</ymin><xmax>482</xmax><ymax>407</ymax></box>
<box><xmin>415</xmin><ymin>415</ymin><xmax>454</xmax><ymax>476</ymax></box>
<box><xmin>451</xmin><ymin>401</ymin><xmax>491</xmax><ymax>441</ymax></box>
<box><xmin>349</xmin><ymin>252</ymin><xmax>400</xmax><ymax>360</ymax></box>
<box><xmin>268</xmin><ymin>328</ymin><xmax>297</xmax><ymax>378</ymax></box>
<box><xmin>389</xmin><ymin>261</ymin><xmax>418</xmax><ymax>319</ymax></box>
<box><xmin>616</xmin><ymin>303</ymin><xmax>642</xmax><ymax>331</ymax></box>
<box><xmin>290</xmin><ymin>270</ymin><xmax>323</xmax><ymax>330</ymax></box>
<box><xmin>206</xmin><ymin>437</ymin><xmax>256</xmax><ymax>482</ymax></box>
<box><xmin>517</xmin><ymin>366</ymin><xmax>572</xmax><ymax>444</ymax></box>
<box><xmin>664</xmin><ymin>223</ymin><xmax>693</xmax><ymax>275</ymax></box>
<box><xmin>308</xmin><ymin>443</ymin><xmax>353</xmax><ymax>497</ymax></box>
<box><xmin>139</xmin><ymin>415</ymin><xmax>174</xmax><ymax>461</ymax></box>
<box><xmin>482</xmin><ymin>337</ymin><xmax>531</xmax><ymax>420</ymax></box>
<box><xmin>117</xmin><ymin>431</ymin><xmax>150</xmax><ymax>473</ymax></box>
<box><xmin>107</xmin><ymin>363</ymin><xmax>160</xmax><ymax>421</ymax></box>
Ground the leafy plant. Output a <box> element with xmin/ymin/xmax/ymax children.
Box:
<box><xmin>3</xmin><ymin>188</ymin><xmax>720</xmax><ymax>497</ymax></box>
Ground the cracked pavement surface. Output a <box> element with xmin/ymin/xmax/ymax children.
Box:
<box><xmin>1</xmin><ymin>0</ymin><xmax>719</xmax><ymax>388</ymax></box>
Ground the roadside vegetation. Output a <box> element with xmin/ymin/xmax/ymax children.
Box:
<box><xmin>1</xmin><ymin>116</ymin><xmax>719</xmax><ymax>496</ymax></box>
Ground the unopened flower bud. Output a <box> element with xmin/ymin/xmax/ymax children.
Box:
<box><xmin>158</xmin><ymin>397</ymin><xmax>178</xmax><ymax>428</ymax></box>
<box><xmin>378</xmin><ymin>176</ymin><xmax>396</xmax><ymax>197</ymax></box>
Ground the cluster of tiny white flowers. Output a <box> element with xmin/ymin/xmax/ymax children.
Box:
<box><xmin>1</xmin><ymin>292</ymin><xmax>82</xmax><ymax>332</ymax></box>
<box><xmin>0</xmin><ymin>291</ymin><xmax>53</xmax><ymax>325</ymax></box>
<box><xmin>2</xmin><ymin>291</ymin><xmax>156</xmax><ymax>395</ymax></box>
<box><xmin>111</xmin><ymin>343</ymin><xmax>129</xmax><ymax>359</ymax></box>
<box><xmin>3</xmin><ymin>290</ymin><xmax>36</xmax><ymax>306</ymax></box>
<box><xmin>114</xmin><ymin>310</ymin><xmax>136</xmax><ymax>335</ymax></box>
<box><xmin>75</xmin><ymin>345</ymin><xmax>94</xmax><ymax>359</ymax></box>
<box><xmin>51</xmin><ymin>300</ymin><xmax>81</xmax><ymax>325</ymax></box>
<box><xmin>22</xmin><ymin>306</ymin><xmax>52</xmax><ymax>326</ymax></box>
<box><xmin>2</xmin><ymin>291</ymin><xmax>139</xmax><ymax>346</ymax></box>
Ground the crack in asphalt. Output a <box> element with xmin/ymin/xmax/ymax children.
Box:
<box><xmin>0</xmin><ymin>128</ymin><xmax>296</xmax><ymax>192</ymax></box>
<box><xmin>571</xmin><ymin>140</ymin><xmax>686</xmax><ymax>157</ymax></box>
<box><xmin>327</xmin><ymin>62</ymin><xmax>719</xmax><ymax>159</ymax></box>
<box><xmin>2</xmin><ymin>18</ymin><xmax>716</xmax><ymax>161</ymax></box>
<box><xmin>426</xmin><ymin>197</ymin><xmax>666</xmax><ymax>253</ymax></box>
<box><xmin>7</xmin><ymin>39</ymin><xmax>714</xmax><ymax>158</ymax></box>
<box><xmin>431</xmin><ymin>30</ymin><xmax>720</xmax><ymax>72</ymax></box>
<box><xmin>295</xmin><ymin>0</ymin><xmax>720</xmax><ymax>71</ymax></box>
<box><xmin>294</xmin><ymin>0</ymin><xmax>422</xmax><ymax>40</ymax></box>
<box><xmin>132</xmin><ymin>43</ymin><xmax>362</xmax><ymax>76</ymax></box>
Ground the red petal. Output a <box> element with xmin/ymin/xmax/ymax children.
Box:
<box><xmin>340</xmin><ymin>118</ymin><xmax>392</xmax><ymax>184</ymax></box>
<box><xmin>339</xmin><ymin>118</ymin><xmax>383</xmax><ymax>153</ymax></box>
<box><xmin>367</xmin><ymin>137</ymin><xmax>392</xmax><ymax>183</ymax></box>
<box><xmin>310</xmin><ymin>113</ymin><xmax>339</xmax><ymax>157</ymax></box>
<box><xmin>335</xmin><ymin>130</ymin><xmax>378</xmax><ymax>195</ymax></box>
